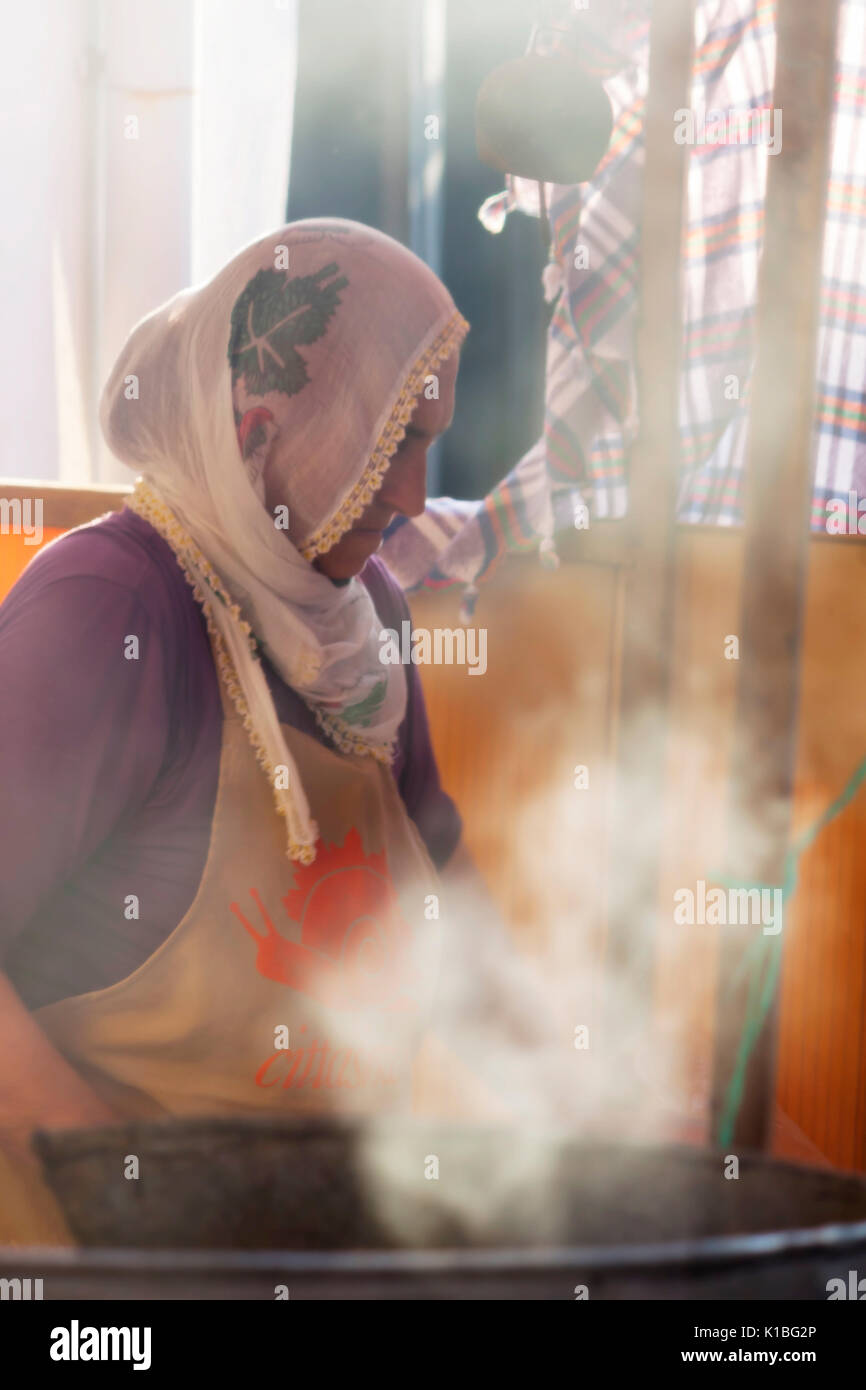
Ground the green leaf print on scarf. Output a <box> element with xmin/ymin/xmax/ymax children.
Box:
<box><xmin>341</xmin><ymin>678</ymin><xmax>387</xmax><ymax>728</ymax></box>
<box><xmin>228</xmin><ymin>262</ymin><xmax>349</xmax><ymax>398</ymax></box>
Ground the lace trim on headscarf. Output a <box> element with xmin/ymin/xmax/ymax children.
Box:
<box><xmin>299</xmin><ymin>310</ymin><xmax>470</xmax><ymax>560</ymax></box>
<box><xmin>125</xmin><ymin>479</ymin><xmax>321</xmax><ymax>865</ymax></box>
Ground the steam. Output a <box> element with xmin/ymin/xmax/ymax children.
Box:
<box><xmin>418</xmin><ymin>702</ymin><xmax>688</xmax><ymax>1144</ymax></box>
<box><xmin>351</xmin><ymin>677</ymin><xmax>809</xmax><ymax>1242</ymax></box>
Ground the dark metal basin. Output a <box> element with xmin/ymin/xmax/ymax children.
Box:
<box><xmin>34</xmin><ymin>1116</ymin><xmax>866</xmax><ymax>1275</ymax></box>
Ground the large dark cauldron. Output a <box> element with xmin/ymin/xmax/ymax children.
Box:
<box><xmin>32</xmin><ymin>1116</ymin><xmax>866</xmax><ymax>1299</ymax></box>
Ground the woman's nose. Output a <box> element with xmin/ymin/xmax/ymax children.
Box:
<box><xmin>377</xmin><ymin>451</ymin><xmax>428</xmax><ymax>518</ymax></box>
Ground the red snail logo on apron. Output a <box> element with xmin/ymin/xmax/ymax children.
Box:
<box><xmin>230</xmin><ymin>827</ymin><xmax>420</xmax><ymax>1014</ymax></box>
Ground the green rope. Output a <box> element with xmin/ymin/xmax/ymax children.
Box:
<box><xmin>713</xmin><ymin>751</ymin><xmax>866</xmax><ymax>1147</ymax></box>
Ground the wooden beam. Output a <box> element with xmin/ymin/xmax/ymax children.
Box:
<box><xmin>0</xmin><ymin>478</ymin><xmax>130</xmax><ymax>531</ymax></box>
<box><xmin>709</xmin><ymin>0</ymin><xmax>841</xmax><ymax>1150</ymax></box>
<box><xmin>602</xmin><ymin>1</ymin><xmax>695</xmax><ymax>1055</ymax></box>
<box><xmin>555</xmin><ymin>521</ymin><xmax>866</xmax><ymax>570</ymax></box>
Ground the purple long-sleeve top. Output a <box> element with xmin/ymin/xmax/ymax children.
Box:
<box><xmin>0</xmin><ymin>508</ymin><xmax>461</xmax><ymax>1010</ymax></box>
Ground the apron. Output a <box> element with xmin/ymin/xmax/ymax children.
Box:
<box><xmin>0</xmin><ymin>646</ymin><xmax>441</xmax><ymax>1244</ymax></box>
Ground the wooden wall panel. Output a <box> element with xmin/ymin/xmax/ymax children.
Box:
<box><xmin>410</xmin><ymin>559</ymin><xmax>622</xmax><ymax>1032</ymax></box>
<box><xmin>414</xmin><ymin>533</ymin><xmax>866</xmax><ymax>1170</ymax></box>
<box><xmin>777</xmin><ymin>540</ymin><xmax>866</xmax><ymax>1170</ymax></box>
<box><xmin>0</xmin><ymin>531</ymin><xmax>64</xmax><ymax>602</ymax></box>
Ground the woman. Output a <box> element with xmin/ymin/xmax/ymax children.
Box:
<box><xmin>0</xmin><ymin>218</ymin><xmax>482</xmax><ymax>1241</ymax></box>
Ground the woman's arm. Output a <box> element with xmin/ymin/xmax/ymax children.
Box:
<box><xmin>0</xmin><ymin>560</ymin><xmax>170</xmax><ymax>1140</ymax></box>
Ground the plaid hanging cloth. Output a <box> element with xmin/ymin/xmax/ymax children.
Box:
<box><xmin>382</xmin><ymin>0</ymin><xmax>866</xmax><ymax>606</ymax></box>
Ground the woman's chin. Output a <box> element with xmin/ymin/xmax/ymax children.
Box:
<box><xmin>314</xmin><ymin>529</ymin><xmax>384</xmax><ymax>580</ymax></box>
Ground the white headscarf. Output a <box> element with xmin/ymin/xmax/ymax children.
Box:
<box><xmin>100</xmin><ymin>219</ymin><xmax>469</xmax><ymax>862</ymax></box>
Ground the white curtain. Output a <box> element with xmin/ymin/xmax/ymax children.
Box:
<box><xmin>0</xmin><ymin>0</ymin><xmax>298</xmax><ymax>485</ymax></box>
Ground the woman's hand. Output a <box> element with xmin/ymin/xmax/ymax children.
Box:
<box><xmin>0</xmin><ymin>970</ymin><xmax>119</xmax><ymax>1156</ymax></box>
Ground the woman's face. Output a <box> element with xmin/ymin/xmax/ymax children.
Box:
<box><xmin>313</xmin><ymin>350</ymin><xmax>459</xmax><ymax>582</ymax></box>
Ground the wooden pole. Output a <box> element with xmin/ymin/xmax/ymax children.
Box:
<box><xmin>603</xmin><ymin>1</ymin><xmax>694</xmax><ymax>1061</ymax></box>
<box><xmin>709</xmin><ymin>0</ymin><xmax>841</xmax><ymax>1149</ymax></box>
